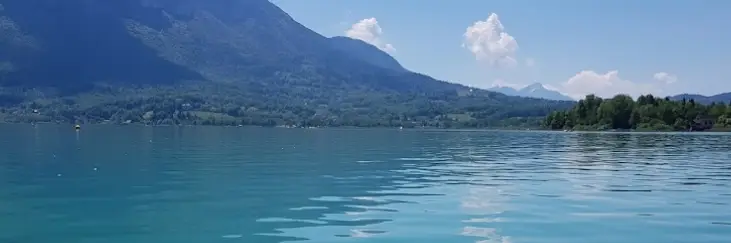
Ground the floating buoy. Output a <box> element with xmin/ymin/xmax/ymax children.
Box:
<box><xmin>74</xmin><ymin>124</ymin><xmax>81</xmax><ymax>130</ymax></box>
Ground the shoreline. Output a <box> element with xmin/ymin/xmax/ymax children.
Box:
<box><xmin>3</xmin><ymin>121</ymin><xmax>546</xmax><ymax>131</ymax></box>
<box><xmin>5</xmin><ymin>122</ymin><xmax>731</xmax><ymax>133</ymax></box>
<box><xmin>549</xmin><ymin>128</ymin><xmax>731</xmax><ymax>133</ymax></box>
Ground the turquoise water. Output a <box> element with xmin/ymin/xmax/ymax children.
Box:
<box><xmin>1</xmin><ymin>125</ymin><xmax>730</xmax><ymax>243</ymax></box>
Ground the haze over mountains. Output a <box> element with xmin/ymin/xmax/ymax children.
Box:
<box><xmin>0</xmin><ymin>0</ymin><xmax>572</xmax><ymax>126</ymax></box>
<box><xmin>488</xmin><ymin>83</ymin><xmax>574</xmax><ymax>101</ymax></box>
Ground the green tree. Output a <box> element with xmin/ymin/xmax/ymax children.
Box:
<box><xmin>543</xmin><ymin>93</ymin><xmax>727</xmax><ymax>131</ymax></box>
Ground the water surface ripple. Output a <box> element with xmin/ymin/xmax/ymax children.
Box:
<box><xmin>0</xmin><ymin>125</ymin><xmax>730</xmax><ymax>243</ymax></box>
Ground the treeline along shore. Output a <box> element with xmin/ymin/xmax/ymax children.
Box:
<box><xmin>544</xmin><ymin>94</ymin><xmax>731</xmax><ymax>132</ymax></box>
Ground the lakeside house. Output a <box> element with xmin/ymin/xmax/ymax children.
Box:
<box><xmin>692</xmin><ymin>115</ymin><xmax>715</xmax><ymax>131</ymax></box>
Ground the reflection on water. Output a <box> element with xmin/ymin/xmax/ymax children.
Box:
<box><xmin>1</xmin><ymin>125</ymin><xmax>730</xmax><ymax>243</ymax></box>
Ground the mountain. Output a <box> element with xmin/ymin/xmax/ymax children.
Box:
<box><xmin>0</xmin><ymin>0</ymin><xmax>422</xmax><ymax>92</ymax></box>
<box><xmin>328</xmin><ymin>36</ymin><xmax>406</xmax><ymax>72</ymax></box>
<box><xmin>669</xmin><ymin>93</ymin><xmax>731</xmax><ymax>105</ymax></box>
<box><xmin>0</xmin><ymin>0</ymin><xmax>573</xmax><ymax>127</ymax></box>
<box><xmin>487</xmin><ymin>86</ymin><xmax>519</xmax><ymax>96</ymax></box>
<box><xmin>489</xmin><ymin>83</ymin><xmax>574</xmax><ymax>101</ymax></box>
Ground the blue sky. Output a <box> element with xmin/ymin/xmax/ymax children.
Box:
<box><xmin>272</xmin><ymin>0</ymin><xmax>730</xmax><ymax>99</ymax></box>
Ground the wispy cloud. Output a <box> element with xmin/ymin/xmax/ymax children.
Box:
<box><xmin>559</xmin><ymin>70</ymin><xmax>674</xmax><ymax>99</ymax></box>
<box><xmin>653</xmin><ymin>72</ymin><xmax>678</xmax><ymax>84</ymax></box>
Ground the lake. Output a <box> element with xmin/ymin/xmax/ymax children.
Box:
<box><xmin>1</xmin><ymin>125</ymin><xmax>730</xmax><ymax>243</ymax></box>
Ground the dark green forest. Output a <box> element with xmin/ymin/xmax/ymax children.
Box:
<box><xmin>0</xmin><ymin>82</ymin><xmax>569</xmax><ymax>128</ymax></box>
<box><xmin>544</xmin><ymin>94</ymin><xmax>731</xmax><ymax>131</ymax></box>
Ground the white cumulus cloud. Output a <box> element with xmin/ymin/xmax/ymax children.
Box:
<box><xmin>653</xmin><ymin>72</ymin><xmax>678</xmax><ymax>84</ymax></box>
<box><xmin>345</xmin><ymin>18</ymin><xmax>395</xmax><ymax>54</ymax></box>
<box><xmin>559</xmin><ymin>70</ymin><xmax>669</xmax><ymax>100</ymax></box>
<box><xmin>463</xmin><ymin>13</ymin><xmax>519</xmax><ymax>68</ymax></box>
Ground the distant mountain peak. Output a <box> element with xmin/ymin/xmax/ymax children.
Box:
<box><xmin>488</xmin><ymin>82</ymin><xmax>573</xmax><ymax>101</ymax></box>
<box><xmin>525</xmin><ymin>82</ymin><xmax>544</xmax><ymax>89</ymax></box>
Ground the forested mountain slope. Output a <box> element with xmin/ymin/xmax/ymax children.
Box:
<box><xmin>0</xmin><ymin>0</ymin><xmax>573</xmax><ymax>127</ymax></box>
